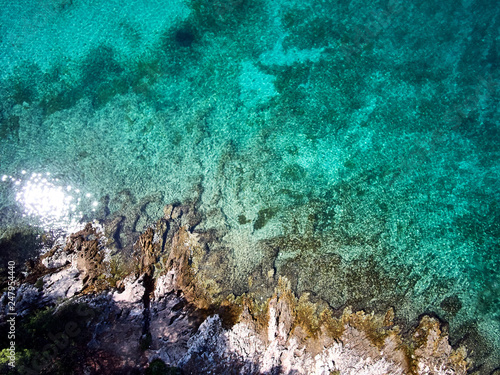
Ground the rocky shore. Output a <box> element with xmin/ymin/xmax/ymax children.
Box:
<box><xmin>1</xmin><ymin>202</ymin><xmax>471</xmax><ymax>374</ymax></box>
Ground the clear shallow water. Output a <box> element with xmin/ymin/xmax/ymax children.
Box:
<box><xmin>0</xmin><ymin>0</ymin><xmax>499</xmax><ymax>370</ymax></box>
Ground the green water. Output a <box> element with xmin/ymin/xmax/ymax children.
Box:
<box><xmin>0</xmin><ymin>0</ymin><xmax>499</xmax><ymax>370</ymax></box>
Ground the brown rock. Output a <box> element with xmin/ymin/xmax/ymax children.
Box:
<box><xmin>171</xmin><ymin>205</ymin><xmax>183</xmax><ymax>220</ymax></box>
<box><xmin>412</xmin><ymin>315</ymin><xmax>468</xmax><ymax>375</ymax></box>
<box><xmin>63</xmin><ymin>223</ymin><xmax>111</xmax><ymax>293</ymax></box>
<box><xmin>163</xmin><ymin>204</ymin><xmax>174</xmax><ymax>220</ymax></box>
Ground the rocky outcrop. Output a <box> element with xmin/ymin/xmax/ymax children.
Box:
<box><xmin>412</xmin><ymin>315</ymin><xmax>468</xmax><ymax>375</ymax></box>
<box><xmin>177</xmin><ymin>277</ymin><xmax>468</xmax><ymax>375</ymax></box>
<box><xmin>0</xmin><ymin>203</ymin><xmax>471</xmax><ymax>375</ymax></box>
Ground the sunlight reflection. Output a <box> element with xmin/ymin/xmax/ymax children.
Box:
<box><xmin>2</xmin><ymin>170</ymin><xmax>99</xmax><ymax>232</ymax></box>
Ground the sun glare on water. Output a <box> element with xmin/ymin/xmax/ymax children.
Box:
<box><xmin>2</xmin><ymin>171</ymin><xmax>99</xmax><ymax>232</ymax></box>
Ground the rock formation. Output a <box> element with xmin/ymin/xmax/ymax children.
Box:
<box><xmin>0</xmin><ymin>202</ymin><xmax>471</xmax><ymax>374</ymax></box>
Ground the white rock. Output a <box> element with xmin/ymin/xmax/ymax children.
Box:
<box><xmin>113</xmin><ymin>276</ymin><xmax>145</xmax><ymax>304</ymax></box>
<box><xmin>42</xmin><ymin>266</ymin><xmax>82</xmax><ymax>301</ymax></box>
<box><xmin>154</xmin><ymin>272</ymin><xmax>176</xmax><ymax>300</ymax></box>
<box><xmin>42</xmin><ymin>249</ymin><xmax>73</xmax><ymax>269</ymax></box>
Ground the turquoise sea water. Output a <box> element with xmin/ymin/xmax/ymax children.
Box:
<box><xmin>0</xmin><ymin>0</ymin><xmax>499</xmax><ymax>371</ymax></box>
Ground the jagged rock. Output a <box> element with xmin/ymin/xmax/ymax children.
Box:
<box><xmin>136</xmin><ymin>227</ymin><xmax>160</xmax><ymax>276</ymax></box>
<box><xmin>154</xmin><ymin>224</ymin><xmax>217</xmax><ymax>309</ymax></box>
<box><xmin>175</xmin><ymin>277</ymin><xmax>469</xmax><ymax>375</ymax></box>
<box><xmin>171</xmin><ymin>205</ymin><xmax>182</xmax><ymax>220</ymax></box>
<box><xmin>163</xmin><ymin>204</ymin><xmax>174</xmax><ymax>220</ymax></box>
<box><xmin>61</xmin><ymin>222</ymin><xmax>112</xmax><ymax>293</ymax></box>
<box><xmin>113</xmin><ymin>275</ymin><xmax>145</xmax><ymax>305</ymax></box>
<box><xmin>154</xmin><ymin>273</ymin><xmax>175</xmax><ymax>299</ymax></box>
<box><xmin>41</xmin><ymin>244</ymin><xmax>72</xmax><ymax>269</ymax></box>
<box><xmin>1</xmin><ymin>203</ymin><xmax>473</xmax><ymax>375</ymax></box>
<box><xmin>41</xmin><ymin>265</ymin><xmax>82</xmax><ymax>303</ymax></box>
<box><xmin>412</xmin><ymin>315</ymin><xmax>468</xmax><ymax>375</ymax></box>
<box><xmin>148</xmin><ymin>293</ymin><xmax>203</xmax><ymax>365</ymax></box>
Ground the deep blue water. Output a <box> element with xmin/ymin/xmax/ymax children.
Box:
<box><xmin>0</xmin><ymin>0</ymin><xmax>499</xmax><ymax>369</ymax></box>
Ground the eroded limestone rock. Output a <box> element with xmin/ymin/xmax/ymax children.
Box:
<box><xmin>1</xmin><ymin>203</ymin><xmax>473</xmax><ymax>375</ymax></box>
